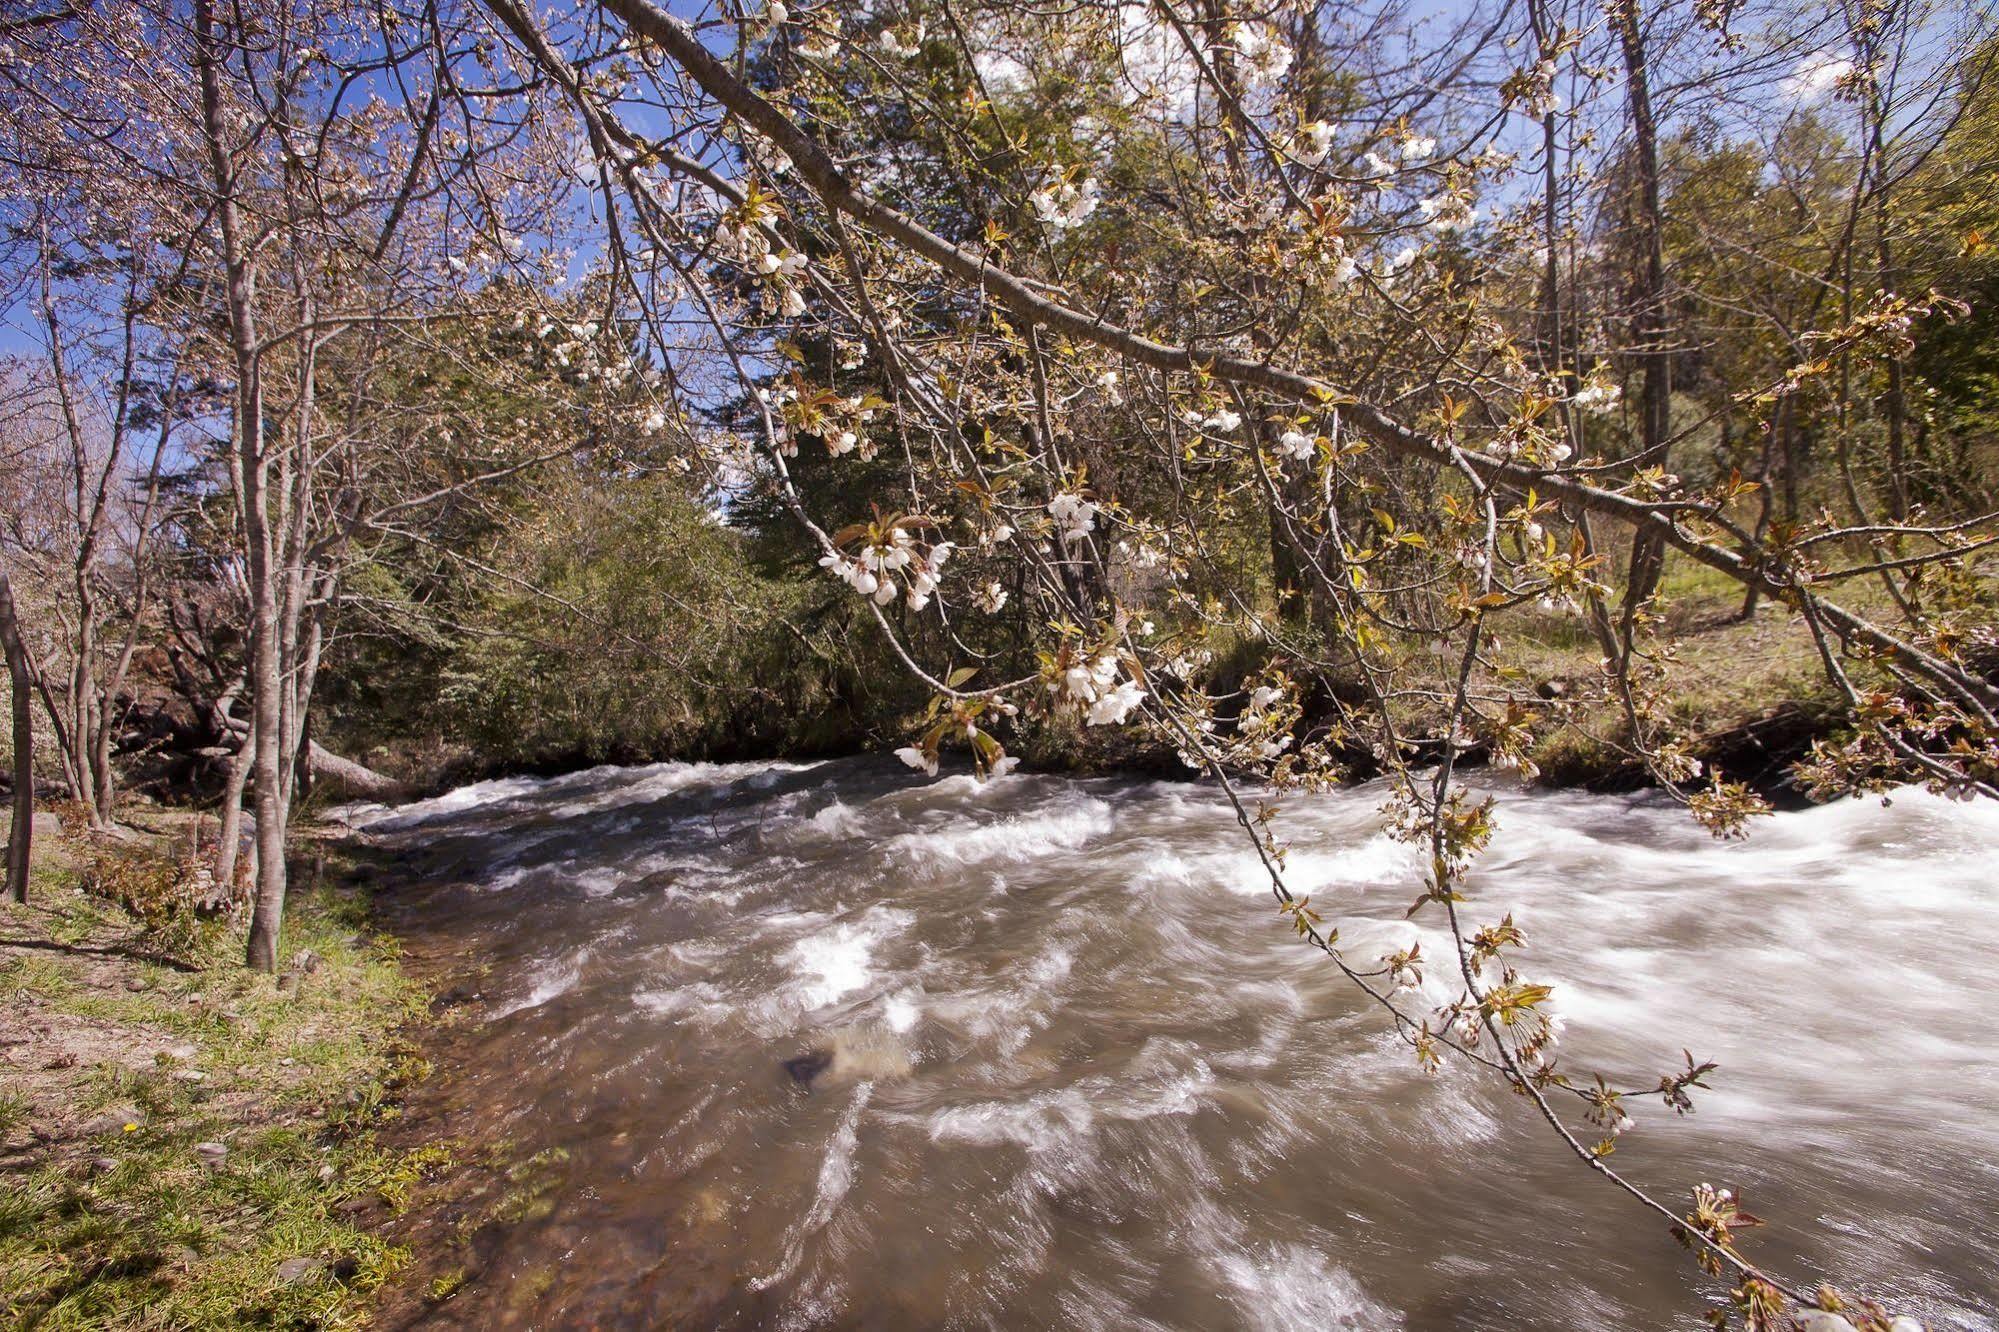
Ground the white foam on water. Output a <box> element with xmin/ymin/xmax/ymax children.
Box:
<box><xmin>339</xmin><ymin>773</ymin><xmax>549</xmax><ymax>831</ymax></box>
<box><xmin>888</xmin><ymin>797</ymin><xmax>1118</xmax><ymax>867</ymax></box>
<box><xmin>928</xmin><ymin>1046</ymin><xmax>1216</xmax><ymax>1152</ymax></box>
<box><xmin>785</xmin><ymin>908</ymin><xmax>912</xmax><ymax>1010</ymax></box>
<box><xmin>882</xmin><ymin>987</ymin><xmax>921</xmax><ymax>1033</ymax></box>
<box><xmin>753</xmin><ymin>1082</ymin><xmax>875</xmax><ymax>1293</ymax></box>
<box><xmin>546</xmin><ymin>759</ymin><xmax>820</xmax><ymax>818</ymax></box>
<box><xmin>1210</xmin><ymin>1242</ymin><xmax>1401</xmax><ymax>1331</ymax></box>
<box><xmin>489</xmin><ymin>949</ymin><xmax>588</xmax><ymax>1019</ymax></box>
<box><xmin>335</xmin><ymin>758</ymin><xmax>821</xmax><ymax>833</ymax></box>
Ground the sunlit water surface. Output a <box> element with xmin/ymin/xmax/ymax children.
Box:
<box><xmin>339</xmin><ymin>758</ymin><xmax>1999</xmax><ymax>1330</ymax></box>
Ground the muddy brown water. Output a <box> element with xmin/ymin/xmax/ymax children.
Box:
<box><xmin>342</xmin><ymin>758</ymin><xmax>1999</xmax><ymax>1330</ymax></box>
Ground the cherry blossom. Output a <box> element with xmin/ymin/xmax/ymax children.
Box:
<box><xmin>1029</xmin><ymin>176</ymin><xmax>1101</xmax><ymax>231</ymax></box>
<box><xmin>1048</xmin><ymin>492</ymin><xmax>1098</xmax><ymax>542</ymax></box>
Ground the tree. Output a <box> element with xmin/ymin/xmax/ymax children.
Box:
<box><xmin>471</xmin><ymin>0</ymin><xmax>1998</xmax><ymax>1321</ymax></box>
<box><xmin>0</xmin><ymin>567</ymin><xmax>33</xmax><ymax>903</ymax></box>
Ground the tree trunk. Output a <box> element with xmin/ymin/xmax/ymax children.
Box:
<box><xmin>215</xmin><ymin>721</ymin><xmax>255</xmax><ymax>898</ymax></box>
<box><xmin>1611</xmin><ymin>0</ymin><xmax>1673</xmax><ymax>621</ymax></box>
<box><xmin>197</xmin><ymin>0</ymin><xmax>288</xmax><ymax>972</ymax></box>
<box><xmin>0</xmin><ymin>571</ymin><xmax>35</xmax><ymax>904</ymax></box>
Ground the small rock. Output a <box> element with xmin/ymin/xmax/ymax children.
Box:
<box><xmin>172</xmin><ymin>1069</ymin><xmax>207</xmax><ymax>1084</ymax></box>
<box><xmin>429</xmin><ymin>985</ymin><xmax>481</xmax><ymax>1013</ymax></box>
<box><xmin>124</xmin><ymin>977</ymin><xmax>149</xmax><ymax>993</ymax></box>
<box><xmin>87</xmin><ymin>1156</ymin><xmax>120</xmax><ymax>1176</ymax></box>
<box><xmin>82</xmin><ymin>1108</ymin><xmax>142</xmax><ymax>1136</ymax></box>
<box><xmin>317</xmin><ymin>1164</ymin><xmax>337</xmax><ymax>1182</ymax></box>
<box><xmin>193</xmin><ymin>1141</ymin><xmax>229</xmax><ymax>1166</ymax></box>
<box><xmin>275</xmin><ymin>1256</ymin><xmax>328</xmax><ymax>1286</ymax></box>
<box><xmin>279</xmin><ymin>1057</ymin><xmax>296</xmax><ymax>1067</ymax></box>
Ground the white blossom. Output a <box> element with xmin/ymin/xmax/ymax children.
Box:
<box><xmin>1291</xmin><ymin>120</ymin><xmax>1335</xmax><ymax>167</ymax></box>
<box><xmin>1087</xmin><ymin>677</ymin><xmax>1146</xmax><ymax>726</ymax></box>
<box><xmin>1571</xmin><ymin>381</ymin><xmax>1622</xmax><ymax>415</ymax></box>
<box><xmin>877</xmin><ymin>23</ymin><xmax>924</xmax><ymax>58</ymax></box>
<box><xmin>1418</xmin><ymin>193</ymin><xmax>1473</xmax><ymax>235</ymax></box>
<box><xmin>1048</xmin><ymin>492</ymin><xmax>1098</xmax><ymax>542</ymax></box>
<box><xmin>895</xmin><ymin>744</ymin><xmax>938</xmax><ymax>776</ymax></box>
<box><xmin>1029</xmin><ymin>177</ymin><xmax>1101</xmax><ymax>231</ymax></box>
<box><xmin>1383</xmin><ymin>243</ymin><xmax>1420</xmax><ymax>278</ymax></box>
<box><xmin>1793</xmin><ymin>1315</ymin><xmax>1858</xmax><ymax>1332</ymax></box>
<box><xmin>1230</xmin><ymin>23</ymin><xmax>1292</xmax><ymax>87</ymax></box>
<box><xmin>1277</xmin><ymin>428</ymin><xmax>1315</xmax><ymax>461</ymax></box>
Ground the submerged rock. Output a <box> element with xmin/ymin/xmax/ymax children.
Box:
<box><xmin>781</xmin><ymin>1027</ymin><xmax>914</xmax><ymax>1089</ymax></box>
<box><xmin>781</xmin><ymin>1050</ymin><xmax>833</xmax><ymax>1085</ymax></box>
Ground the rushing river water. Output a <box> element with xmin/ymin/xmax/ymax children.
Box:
<box><xmin>340</xmin><ymin>758</ymin><xmax>1999</xmax><ymax>1331</ymax></box>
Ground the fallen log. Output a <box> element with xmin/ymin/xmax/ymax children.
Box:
<box><xmin>305</xmin><ymin>742</ymin><xmax>410</xmax><ymax>801</ymax></box>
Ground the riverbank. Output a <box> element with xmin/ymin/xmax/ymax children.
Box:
<box><xmin>0</xmin><ymin>814</ymin><xmax>444</xmax><ymax>1329</ymax></box>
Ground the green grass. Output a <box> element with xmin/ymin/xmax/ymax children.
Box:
<box><xmin>0</xmin><ymin>840</ymin><xmax>441</xmax><ymax>1331</ymax></box>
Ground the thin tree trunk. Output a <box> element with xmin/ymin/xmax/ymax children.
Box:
<box><xmin>1</xmin><ymin>571</ymin><xmax>35</xmax><ymax>904</ymax></box>
<box><xmin>1611</xmin><ymin>0</ymin><xmax>1672</xmax><ymax>622</ymax></box>
<box><xmin>198</xmin><ymin>0</ymin><xmax>288</xmax><ymax>971</ymax></box>
<box><xmin>215</xmin><ymin>720</ymin><xmax>255</xmax><ymax>897</ymax></box>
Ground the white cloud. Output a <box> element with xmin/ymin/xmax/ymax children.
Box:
<box><xmin>1781</xmin><ymin>52</ymin><xmax>1854</xmax><ymax>102</ymax></box>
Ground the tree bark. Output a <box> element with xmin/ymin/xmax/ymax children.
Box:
<box><xmin>196</xmin><ymin>0</ymin><xmax>288</xmax><ymax>971</ymax></box>
<box><xmin>1</xmin><ymin>571</ymin><xmax>35</xmax><ymax>904</ymax></box>
<box><xmin>1610</xmin><ymin>0</ymin><xmax>1672</xmax><ymax>624</ymax></box>
<box><xmin>214</xmin><ymin>720</ymin><xmax>255</xmax><ymax>898</ymax></box>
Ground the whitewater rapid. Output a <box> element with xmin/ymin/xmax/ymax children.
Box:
<box><xmin>343</xmin><ymin>758</ymin><xmax>1999</xmax><ymax>1330</ymax></box>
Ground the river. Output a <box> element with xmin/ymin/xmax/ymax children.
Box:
<box><xmin>338</xmin><ymin>757</ymin><xmax>1999</xmax><ymax>1330</ymax></box>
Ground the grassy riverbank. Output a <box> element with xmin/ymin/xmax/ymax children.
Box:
<box><xmin>0</xmin><ymin>818</ymin><xmax>445</xmax><ymax>1330</ymax></box>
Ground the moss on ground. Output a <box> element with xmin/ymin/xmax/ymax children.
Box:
<box><xmin>0</xmin><ymin>826</ymin><xmax>445</xmax><ymax>1330</ymax></box>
